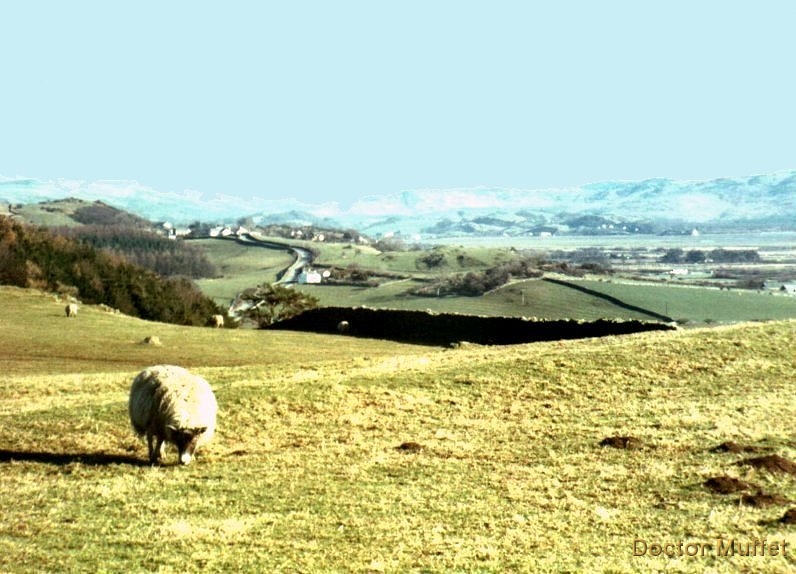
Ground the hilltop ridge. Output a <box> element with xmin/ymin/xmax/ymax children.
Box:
<box><xmin>2</xmin><ymin>170</ymin><xmax>794</xmax><ymax>238</ymax></box>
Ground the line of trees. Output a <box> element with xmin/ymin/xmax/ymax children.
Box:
<box><xmin>0</xmin><ymin>216</ymin><xmax>220</xmax><ymax>325</ymax></box>
<box><xmin>660</xmin><ymin>248</ymin><xmax>761</xmax><ymax>264</ymax></box>
<box><xmin>52</xmin><ymin>225</ymin><xmax>218</xmax><ymax>279</ymax></box>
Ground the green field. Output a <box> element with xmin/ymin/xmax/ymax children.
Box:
<box><xmin>293</xmin><ymin>276</ymin><xmax>796</xmax><ymax>325</ymax></box>
<box><xmin>191</xmin><ymin>238</ymin><xmax>296</xmax><ymax>305</ymax></box>
<box><xmin>555</xmin><ymin>278</ymin><xmax>796</xmax><ymax>325</ymax></box>
<box><xmin>293</xmin><ymin>279</ymin><xmax>659</xmax><ymax>321</ymax></box>
<box><xmin>192</xmin><ymin>238</ymin><xmax>796</xmax><ymax>326</ymax></box>
<box><xmin>1</xmin><ymin>286</ymin><xmax>794</xmax><ymax>572</ymax></box>
<box><xmin>261</xmin><ymin>237</ymin><xmax>517</xmax><ymax>277</ymax></box>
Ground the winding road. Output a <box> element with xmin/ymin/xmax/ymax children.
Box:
<box><xmin>225</xmin><ymin>232</ymin><xmax>315</xmax><ymax>320</ymax></box>
<box><xmin>240</xmin><ymin>232</ymin><xmax>314</xmax><ymax>283</ymax></box>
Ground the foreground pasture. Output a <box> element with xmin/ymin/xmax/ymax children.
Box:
<box><xmin>0</xmin><ymin>288</ymin><xmax>794</xmax><ymax>572</ymax></box>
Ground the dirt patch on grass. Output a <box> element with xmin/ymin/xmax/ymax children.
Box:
<box><xmin>703</xmin><ymin>476</ymin><xmax>755</xmax><ymax>494</ymax></box>
<box><xmin>710</xmin><ymin>441</ymin><xmax>767</xmax><ymax>454</ymax></box>
<box><xmin>599</xmin><ymin>436</ymin><xmax>643</xmax><ymax>450</ymax></box>
<box><xmin>396</xmin><ymin>441</ymin><xmax>423</xmax><ymax>453</ymax></box>
<box><xmin>736</xmin><ymin>454</ymin><xmax>796</xmax><ymax>476</ymax></box>
<box><xmin>781</xmin><ymin>508</ymin><xmax>796</xmax><ymax>524</ymax></box>
<box><xmin>740</xmin><ymin>492</ymin><xmax>792</xmax><ymax>508</ymax></box>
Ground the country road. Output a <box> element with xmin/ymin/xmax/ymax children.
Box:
<box><xmin>240</xmin><ymin>232</ymin><xmax>314</xmax><ymax>283</ymax></box>
<box><xmin>225</xmin><ymin>233</ymin><xmax>316</xmax><ymax>320</ymax></box>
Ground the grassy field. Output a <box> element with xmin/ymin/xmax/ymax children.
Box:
<box><xmin>191</xmin><ymin>237</ymin><xmax>796</xmax><ymax>325</ymax></box>
<box><xmin>554</xmin><ymin>278</ymin><xmax>796</xmax><ymax>325</ymax></box>
<box><xmin>261</xmin><ymin>237</ymin><xmax>518</xmax><ymax>277</ymax></box>
<box><xmin>294</xmin><ymin>279</ymin><xmax>659</xmax><ymax>321</ymax></box>
<box><xmin>1</xmin><ymin>286</ymin><xmax>794</xmax><ymax>572</ymax></box>
<box><xmin>294</xmin><ymin>276</ymin><xmax>796</xmax><ymax>325</ymax></box>
<box><xmin>191</xmin><ymin>238</ymin><xmax>296</xmax><ymax>305</ymax></box>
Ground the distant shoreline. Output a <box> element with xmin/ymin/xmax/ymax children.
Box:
<box><xmin>427</xmin><ymin>231</ymin><xmax>796</xmax><ymax>249</ymax></box>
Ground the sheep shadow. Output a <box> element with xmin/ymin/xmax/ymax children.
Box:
<box><xmin>0</xmin><ymin>449</ymin><xmax>148</xmax><ymax>467</ymax></box>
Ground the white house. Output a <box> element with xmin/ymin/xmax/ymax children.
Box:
<box><xmin>209</xmin><ymin>226</ymin><xmax>232</xmax><ymax>238</ymax></box>
<box><xmin>298</xmin><ymin>269</ymin><xmax>322</xmax><ymax>284</ymax></box>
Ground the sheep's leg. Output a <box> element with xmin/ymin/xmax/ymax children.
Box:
<box><xmin>147</xmin><ymin>433</ymin><xmax>163</xmax><ymax>464</ymax></box>
<box><xmin>152</xmin><ymin>438</ymin><xmax>165</xmax><ymax>464</ymax></box>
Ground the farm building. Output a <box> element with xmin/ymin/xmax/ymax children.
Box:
<box><xmin>209</xmin><ymin>226</ymin><xmax>235</xmax><ymax>238</ymax></box>
<box><xmin>763</xmin><ymin>281</ymin><xmax>796</xmax><ymax>295</ymax></box>
<box><xmin>781</xmin><ymin>283</ymin><xmax>796</xmax><ymax>295</ymax></box>
<box><xmin>298</xmin><ymin>269</ymin><xmax>322</xmax><ymax>284</ymax></box>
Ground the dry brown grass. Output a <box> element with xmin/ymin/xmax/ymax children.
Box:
<box><xmin>0</xmin><ymin>287</ymin><xmax>794</xmax><ymax>572</ymax></box>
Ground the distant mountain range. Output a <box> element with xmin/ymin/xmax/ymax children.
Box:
<box><xmin>2</xmin><ymin>170</ymin><xmax>795</xmax><ymax>238</ymax></box>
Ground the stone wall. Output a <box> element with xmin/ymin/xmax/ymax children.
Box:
<box><xmin>269</xmin><ymin>306</ymin><xmax>676</xmax><ymax>346</ymax></box>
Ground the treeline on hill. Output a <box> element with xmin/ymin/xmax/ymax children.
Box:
<box><xmin>70</xmin><ymin>201</ymin><xmax>154</xmax><ymax>227</ymax></box>
<box><xmin>410</xmin><ymin>256</ymin><xmax>546</xmax><ymax>297</ymax></box>
<box><xmin>660</xmin><ymin>248</ymin><xmax>761</xmax><ymax>264</ymax></box>
<box><xmin>409</xmin><ymin>248</ymin><xmax>614</xmax><ymax>297</ymax></box>
<box><xmin>0</xmin><ymin>216</ymin><xmax>220</xmax><ymax>325</ymax></box>
<box><xmin>53</xmin><ymin>225</ymin><xmax>218</xmax><ymax>279</ymax></box>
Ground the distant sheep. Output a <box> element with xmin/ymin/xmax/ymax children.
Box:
<box><xmin>212</xmin><ymin>314</ymin><xmax>225</xmax><ymax>328</ymax></box>
<box><xmin>337</xmin><ymin>320</ymin><xmax>350</xmax><ymax>334</ymax></box>
<box><xmin>129</xmin><ymin>365</ymin><xmax>218</xmax><ymax>465</ymax></box>
<box><xmin>65</xmin><ymin>303</ymin><xmax>78</xmax><ymax>318</ymax></box>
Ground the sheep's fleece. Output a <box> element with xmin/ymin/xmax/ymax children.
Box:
<box><xmin>129</xmin><ymin>365</ymin><xmax>218</xmax><ymax>465</ymax></box>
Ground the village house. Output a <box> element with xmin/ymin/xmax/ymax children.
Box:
<box><xmin>298</xmin><ymin>269</ymin><xmax>322</xmax><ymax>284</ymax></box>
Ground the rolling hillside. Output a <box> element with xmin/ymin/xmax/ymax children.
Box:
<box><xmin>0</xmin><ymin>286</ymin><xmax>793</xmax><ymax>572</ymax></box>
<box><xmin>4</xmin><ymin>198</ymin><xmax>796</xmax><ymax>328</ymax></box>
<box><xmin>3</xmin><ymin>169</ymin><xmax>795</xmax><ymax>235</ymax></box>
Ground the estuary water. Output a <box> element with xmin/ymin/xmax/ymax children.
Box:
<box><xmin>428</xmin><ymin>231</ymin><xmax>796</xmax><ymax>250</ymax></box>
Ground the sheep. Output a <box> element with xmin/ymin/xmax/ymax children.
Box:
<box><xmin>211</xmin><ymin>314</ymin><xmax>225</xmax><ymax>328</ymax></box>
<box><xmin>129</xmin><ymin>365</ymin><xmax>218</xmax><ymax>465</ymax></box>
<box><xmin>337</xmin><ymin>320</ymin><xmax>350</xmax><ymax>334</ymax></box>
<box><xmin>65</xmin><ymin>302</ymin><xmax>78</xmax><ymax>318</ymax></box>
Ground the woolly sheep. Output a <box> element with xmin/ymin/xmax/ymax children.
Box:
<box><xmin>337</xmin><ymin>320</ymin><xmax>350</xmax><ymax>334</ymax></box>
<box><xmin>141</xmin><ymin>335</ymin><xmax>162</xmax><ymax>347</ymax></box>
<box><xmin>65</xmin><ymin>302</ymin><xmax>78</xmax><ymax>317</ymax></box>
<box><xmin>212</xmin><ymin>314</ymin><xmax>225</xmax><ymax>328</ymax></box>
<box><xmin>129</xmin><ymin>365</ymin><xmax>218</xmax><ymax>465</ymax></box>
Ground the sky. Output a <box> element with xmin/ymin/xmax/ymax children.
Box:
<box><xmin>2</xmin><ymin>1</ymin><xmax>795</xmax><ymax>208</ymax></box>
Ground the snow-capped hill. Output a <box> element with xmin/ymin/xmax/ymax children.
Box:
<box><xmin>2</xmin><ymin>169</ymin><xmax>794</xmax><ymax>237</ymax></box>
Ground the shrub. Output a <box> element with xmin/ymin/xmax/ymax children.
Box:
<box><xmin>236</xmin><ymin>283</ymin><xmax>319</xmax><ymax>327</ymax></box>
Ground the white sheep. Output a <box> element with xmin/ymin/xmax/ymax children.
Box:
<box><xmin>212</xmin><ymin>314</ymin><xmax>225</xmax><ymax>328</ymax></box>
<box><xmin>337</xmin><ymin>320</ymin><xmax>350</xmax><ymax>334</ymax></box>
<box><xmin>65</xmin><ymin>302</ymin><xmax>78</xmax><ymax>317</ymax></box>
<box><xmin>129</xmin><ymin>365</ymin><xmax>218</xmax><ymax>465</ymax></box>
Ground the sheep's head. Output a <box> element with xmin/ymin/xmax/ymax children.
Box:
<box><xmin>167</xmin><ymin>425</ymin><xmax>208</xmax><ymax>465</ymax></box>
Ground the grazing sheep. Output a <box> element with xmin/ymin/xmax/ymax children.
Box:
<box><xmin>212</xmin><ymin>314</ymin><xmax>225</xmax><ymax>328</ymax></box>
<box><xmin>337</xmin><ymin>320</ymin><xmax>350</xmax><ymax>334</ymax></box>
<box><xmin>129</xmin><ymin>365</ymin><xmax>218</xmax><ymax>465</ymax></box>
<box><xmin>65</xmin><ymin>302</ymin><xmax>78</xmax><ymax>318</ymax></box>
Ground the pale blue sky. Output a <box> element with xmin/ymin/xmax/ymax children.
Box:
<box><xmin>2</xmin><ymin>1</ymin><xmax>794</xmax><ymax>206</ymax></box>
